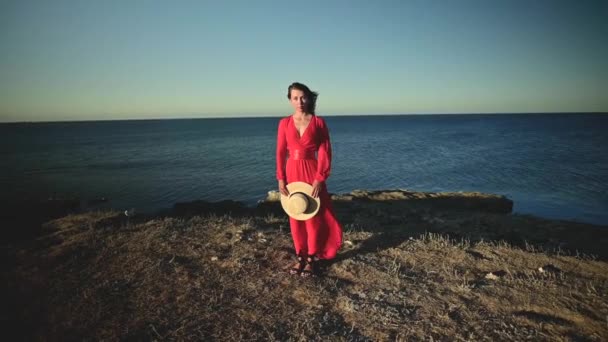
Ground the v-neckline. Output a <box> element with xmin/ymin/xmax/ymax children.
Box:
<box><xmin>292</xmin><ymin>114</ymin><xmax>312</xmax><ymax>139</ymax></box>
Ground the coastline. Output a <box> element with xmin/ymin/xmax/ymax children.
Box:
<box><xmin>2</xmin><ymin>189</ymin><xmax>607</xmax><ymax>340</ymax></box>
<box><xmin>3</xmin><ymin>189</ymin><xmax>606</xmax><ymax>257</ymax></box>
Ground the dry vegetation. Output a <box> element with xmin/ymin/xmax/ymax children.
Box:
<box><xmin>3</xmin><ymin>202</ymin><xmax>608</xmax><ymax>341</ymax></box>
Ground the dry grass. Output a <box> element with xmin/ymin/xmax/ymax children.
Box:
<box><xmin>3</xmin><ymin>209</ymin><xmax>608</xmax><ymax>341</ymax></box>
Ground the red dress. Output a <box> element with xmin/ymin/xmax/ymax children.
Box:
<box><xmin>276</xmin><ymin>114</ymin><xmax>343</xmax><ymax>260</ymax></box>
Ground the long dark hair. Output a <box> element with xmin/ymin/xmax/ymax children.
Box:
<box><xmin>287</xmin><ymin>82</ymin><xmax>319</xmax><ymax>114</ymax></box>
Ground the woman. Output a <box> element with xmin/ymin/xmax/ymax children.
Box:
<box><xmin>276</xmin><ymin>82</ymin><xmax>343</xmax><ymax>277</ymax></box>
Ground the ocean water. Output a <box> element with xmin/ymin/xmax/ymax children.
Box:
<box><xmin>1</xmin><ymin>113</ymin><xmax>607</xmax><ymax>225</ymax></box>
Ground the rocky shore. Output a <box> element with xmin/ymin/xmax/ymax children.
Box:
<box><xmin>2</xmin><ymin>189</ymin><xmax>607</xmax><ymax>340</ymax></box>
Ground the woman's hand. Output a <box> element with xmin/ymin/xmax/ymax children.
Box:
<box><xmin>278</xmin><ymin>180</ymin><xmax>289</xmax><ymax>196</ymax></box>
<box><xmin>311</xmin><ymin>180</ymin><xmax>323</xmax><ymax>198</ymax></box>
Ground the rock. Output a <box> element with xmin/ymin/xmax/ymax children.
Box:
<box><xmin>538</xmin><ymin>264</ymin><xmax>561</xmax><ymax>274</ymax></box>
<box><xmin>259</xmin><ymin>189</ymin><xmax>513</xmax><ymax>214</ymax></box>
<box><xmin>329</xmin><ymin>189</ymin><xmax>514</xmax><ymax>213</ymax></box>
<box><xmin>485</xmin><ymin>272</ymin><xmax>499</xmax><ymax>280</ymax></box>
<box><xmin>485</xmin><ymin>270</ymin><xmax>507</xmax><ymax>280</ymax></box>
<box><xmin>264</xmin><ymin>190</ymin><xmax>282</xmax><ymax>202</ymax></box>
<box><xmin>211</xmin><ymin>256</ymin><xmax>219</xmax><ymax>261</ymax></box>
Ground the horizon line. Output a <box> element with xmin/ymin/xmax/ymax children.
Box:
<box><xmin>1</xmin><ymin>111</ymin><xmax>606</xmax><ymax>124</ymax></box>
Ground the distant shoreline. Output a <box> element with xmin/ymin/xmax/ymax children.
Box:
<box><xmin>3</xmin><ymin>189</ymin><xmax>607</xmax><ymax>254</ymax></box>
<box><xmin>2</xmin><ymin>187</ymin><xmax>607</xmax><ymax>229</ymax></box>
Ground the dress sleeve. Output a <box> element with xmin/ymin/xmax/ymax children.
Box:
<box><xmin>276</xmin><ymin>118</ymin><xmax>288</xmax><ymax>181</ymax></box>
<box><xmin>315</xmin><ymin>117</ymin><xmax>332</xmax><ymax>182</ymax></box>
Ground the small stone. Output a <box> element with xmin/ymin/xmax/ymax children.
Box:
<box><xmin>538</xmin><ymin>264</ymin><xmax>561</xmax><ymax>274</ymax></box>
<box><xmin>485</xmin><ymin>272</ymin><xmax>499</xmax><ymax>280</ymax></box>
<box><xmin>265</xmin><ymin>191</ymin><xmax>282</xmax><ymax>202</ymax></box>
<box><xmin>344</xmin><ymin>240</ymin><xmax>354</xmax><ymax>247</ymax></box>
<box><xmin>211</xmin><ymin>256</ymin><xmax>219</xmax><ymax>261</ymax></box>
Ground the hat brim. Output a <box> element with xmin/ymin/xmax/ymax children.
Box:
<box><xmin>280</xmin><ymin>181</ymin><xmax>321</xmax><ymax>221</ymax></box>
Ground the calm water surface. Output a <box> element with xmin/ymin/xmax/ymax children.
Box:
<box><xmin>1</xmin><ymin>113</ymin><xmax>606</xmax><ymax>225</ymax></box>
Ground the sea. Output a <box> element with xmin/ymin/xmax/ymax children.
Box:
<box><xmin>1</xmin><ymin>113</ymin><xmax>606</xmax><ymax>225</ymax></box>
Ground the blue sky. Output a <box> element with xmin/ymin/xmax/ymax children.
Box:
<box><xmin>0</xmin><ymin>0</ymin><xmax>606</xmax><ymax>122</ymax></box>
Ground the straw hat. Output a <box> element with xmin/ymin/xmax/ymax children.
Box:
<box><xmin>280</xmin><ymin>182</ymin><xmax>321</xmax><ymax>221</ymax></box>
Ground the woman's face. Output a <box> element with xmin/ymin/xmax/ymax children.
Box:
<box><xmin>289</xmin><ymin>89</ymin><xmax>308</xmax><ymax>113</ymax></box>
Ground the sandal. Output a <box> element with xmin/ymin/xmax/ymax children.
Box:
<box><xmin>289</xmin><ymin>256</ymin><xmax>305</xmax><ymax>275</ymax></box>
<box><xmin>301</xmin><ymin>255</ymin><xmax>317</xmax><ymax>278</ymax></box>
